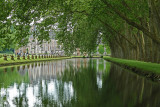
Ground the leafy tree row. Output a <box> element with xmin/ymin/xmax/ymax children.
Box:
<box><xmin>0</xmin><ymin>0</ymin><xmax>160</xmax><ymax>62</ymax></box>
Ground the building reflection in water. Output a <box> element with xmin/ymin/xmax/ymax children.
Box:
<box><xmin>0</xmin><ymin>59</ymin><xmax>107</xmax><ymax>107</ymax></box>
<box><xmin>1</xmin><ymin>58</ymin><xmax>160</xmax><ymax>106</ymax></box>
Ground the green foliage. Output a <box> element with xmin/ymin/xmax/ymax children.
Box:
<box><xmin>99</xmin><ymin>45</ymin><xmax>104</xmax><ymax>54</ymax></box>
<box><xmin>105</xmin><ymin>45</ymin><xmax>111</xmax><ymax>54</ymax></box>
<box><xmin>0</xmin><ymin>0</ymin><xmax>150</xmax><ymax>55</ymax></box>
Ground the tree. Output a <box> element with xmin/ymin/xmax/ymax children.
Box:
<box><xmin>0</xmin><ymin>0</ymin><xmax>160</xmax><ymax>62</ymax></box>
<box><xmin>98</xmin><ymin>45</ymin><xmax>104</xmax><ymax>55</ymax></box>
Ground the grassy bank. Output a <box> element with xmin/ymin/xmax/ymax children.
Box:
<box><xmin>71</xmin><ymin>56</ymin><xmax>84</xmax><ymax>58</ymax></box>
<box><xmin>71</xmin><ymin>56</ymin><xmax>102</xmax><ymax>58</ymax></box>
<box><xmin>0</xmin><ymin>57</ymin><xmax>71</xmax><ymax>67</ymax></box>
<box><xmin>103</xmin><ymin>56</ymin><xmax>160</xmax><ymax>74</ymax></box>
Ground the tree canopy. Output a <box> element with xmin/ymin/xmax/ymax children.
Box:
<box><xmin>1</xmin><ymin>0</ymin><xmax>160</xmax><ymax>62</ymax></box>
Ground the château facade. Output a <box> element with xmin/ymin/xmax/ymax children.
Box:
<box><xmin>15</xmin><ymin>25</ymin><xmax>64</xmax><ymax>55</ymax></box>
<box><xmin>15</xmin><ymin>36</ymin><xmax>64</xmax><ymax>55</ymax></box>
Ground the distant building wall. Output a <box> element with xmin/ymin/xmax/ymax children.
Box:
<box><xmin>15</xmin><ymin>38</ymin><xmax>63</xmax><ymax>55</ymax></box>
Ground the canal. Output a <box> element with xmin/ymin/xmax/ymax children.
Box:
<box><xmin>0</xmin><ymin>58</ymin><xmax>160</xmax><ymax>107</ymax></box>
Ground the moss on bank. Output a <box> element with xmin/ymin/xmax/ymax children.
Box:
<box><xmin>103</xmin><ymin>56</ymin><xmax>160</xmax><ymax>74</ymax></box>
<box><xmin>0</xmin><ymin>57</ymin><xmax>71</xmax><ymax>67</ymax></box>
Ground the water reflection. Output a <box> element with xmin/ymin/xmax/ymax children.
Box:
<box><xmin>108</xmin><ymin>64</ymin><xmax>160</xmax><ymax>107</ymax></box>
<box><xmin>0</xmin><ymin>59</ymin><xmax>159</xmax><ymax>107</ymax></box>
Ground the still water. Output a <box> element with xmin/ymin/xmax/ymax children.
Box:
<box><xmin>0</xmin><ymin>58</ymin><xmax>160</xmax><ymax>107</ymax></box>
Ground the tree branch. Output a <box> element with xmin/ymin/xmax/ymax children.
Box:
<box><xmin>101</xmin><ymin>0</ymin><xmax>160</xmax><ymax>45</ymax></box>
<box><xmin>151</xmin><ymin>0</ymin><xmax>160</xmax><ymax>25</ymax></box>
<box><xmin>97</xmin><ymin>17</ymin><xmax>136</xmax><ymax>48</ymax></box>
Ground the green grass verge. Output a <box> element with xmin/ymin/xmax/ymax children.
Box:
<box><xmin>103</xmin><ymin>56</ymin><xmax>160</xmax><ymax>74</ymax></box>
<box><xmin>71</xmin><ymin>56</ymin><xmax>84</xmax><ymax>58</ymax></box>
<box><xmin>92</xmin><ymin>56</ymin><xmax>102</xmax><ymax>58</ymax></box>
<box><xmin>71</xmin><ymin>56</ymin><xmax>102</xmax><ymax>58</ymax></box>
<box><xmin>0</xmin><ymin>57</ymin><xmax>71</xmax><ymax>67</ymax></box>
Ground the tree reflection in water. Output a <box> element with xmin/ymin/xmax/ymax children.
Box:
<box><xmin>0</xmin><ymin>59</ymin><xmax>160</xmax><ymax>107</ymax></box>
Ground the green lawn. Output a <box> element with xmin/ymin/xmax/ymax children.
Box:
<box><xmin>71</xmin><ymin>56</ymin><xmax>84</xmax><ymax>58</ymax></box>
<box><xmin>0</xmin><ymin>56</ymin><xmax>71</xmax><ymax>67</ymax></box>
<box><xmin>103</xmin><ymin>56</ymin><xmax>160</xmax><ymax>74</ymax></box>
<box><xmin>71</xmin><ymin>56</ymin><xmax>102</xmax><ymax>58</ymax></box>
